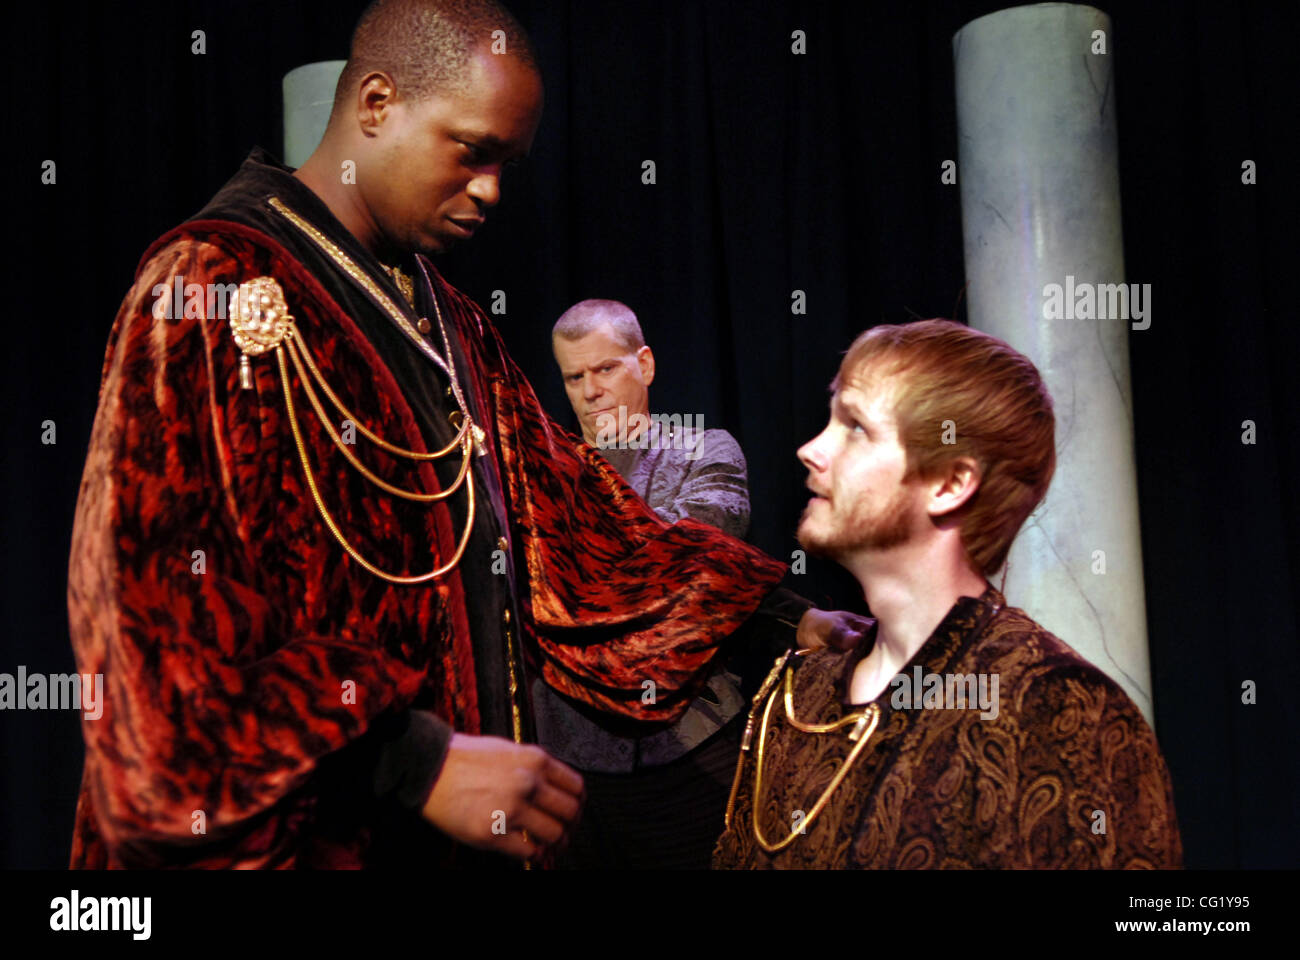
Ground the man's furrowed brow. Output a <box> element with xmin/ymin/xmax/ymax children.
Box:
<box><xmin>560</xmin><ymin>358</ymin><xmax>611</xmax><ymax>377</ymax></box>
<box><xmin>452</xmin><ymin>129</ymin><xmax>528</xmax><ymax>160</ymax></box>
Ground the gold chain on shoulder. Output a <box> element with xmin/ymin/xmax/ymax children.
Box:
<box><xmin>275</xmin><ymin>338</ymin><xmax>477</xmax><ymax>583</ymax></box>
<box><xmin>283</xmin><ymin>330</ymin><xmax>472</xmax><ymax>501</ymax></box>
<box><xmin>223</xmin><ymin>199</ymin><xmax>483</xmax><ymax>583</ymax></box>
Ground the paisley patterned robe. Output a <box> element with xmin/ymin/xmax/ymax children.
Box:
<box><xmin>713</xmin><ymin>587</ymin><xmax>1182</xmax><ymax>869</ymax></box>
<box><xmin>66</xmin><ymin>149</ymin><xmax>788</xmax><ymax>868</ymax></box>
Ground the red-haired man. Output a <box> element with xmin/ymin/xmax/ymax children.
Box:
<box><xmin>714</xmin><ymin>319</ymin><xmax>1182</xmax><ymax>869</ymax></box>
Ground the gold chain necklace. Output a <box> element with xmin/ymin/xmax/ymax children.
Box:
<box><xmin>723</xmin><ymin>650</ymin><xmax>881</xmax><ymax>854</ymax></box>
<box><xmin>222</xmin><ymin>199</ymin><xmax>482</xmax><ymax>584</ymax></box>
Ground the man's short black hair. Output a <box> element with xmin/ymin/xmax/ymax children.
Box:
<box><xmin>332</xmin><ymin>0</ymin><xmax>537</xmax><ymax>116</ymax></box>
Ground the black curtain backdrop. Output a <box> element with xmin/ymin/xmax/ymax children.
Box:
<box><xmin>4</xmin><ymin>0</ymin><xmax>1297</xmax><ymax>869</ymax></box>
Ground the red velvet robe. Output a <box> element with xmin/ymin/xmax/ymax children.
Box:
<box><xmin>67</xmin><ymin>170</ymin><xmax>786</xmax><ymax>868</ymax></box>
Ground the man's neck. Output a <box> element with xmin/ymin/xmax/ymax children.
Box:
<box><xmin>293</xmin><ymin>146</ymin><xmax>388</xmax><ymax>262</ymax></box>
<box><xmin>847</xmin><ymin>541</ymin><xmax>988</xmax><ymax>703</ymax></box>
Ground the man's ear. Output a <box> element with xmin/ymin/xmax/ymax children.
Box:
<box><xmin>357</xmin><ymin>72</ymin><xmax>399</xmax><ymax>137</ymax></box>
<box><xmin>637</xmin><ymin>345</ymin><xmax>655</xmax><ymax>387</ymax></box>
<box><xmin>925</xmin><ymin>456</ymin><xmax>981</xmax><ymax>522</ymax></box>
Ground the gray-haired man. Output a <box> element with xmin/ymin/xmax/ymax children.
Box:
<box><xmin>535</xmin><ymin>298</ymin><xmax>781</xmax><ymax>868</ymax></box>
<box><xmin>552</xmin><ymin>299</ymin><xmax>749</xmax><ymax>535</ymax></box>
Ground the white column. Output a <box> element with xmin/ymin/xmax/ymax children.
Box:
<box><xmin>282</xmin><ymin>61</ymin><xmax>347</xmax><ymax>169</ymax></box>
<box><xmin>953</xmin><ymin>5</ymin><xmax>1155</xmax><ymax>723</ymax></box>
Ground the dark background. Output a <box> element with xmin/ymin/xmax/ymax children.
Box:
<box><xmin>4</xmin><ymin>0</ymin><xmax>1297</xmax><ymax>869</ymax></box>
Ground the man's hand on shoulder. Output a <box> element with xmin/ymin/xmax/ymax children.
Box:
<box><xmin>420</xmin><ymin>733</ymin><xmax>585</xmax><ymax>862</ymax></box>
<box><xmin>797</xmin><ymin>607</ymin><xmax>873</xmax><ymax>652</ymax></box>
